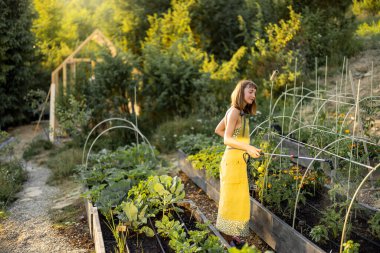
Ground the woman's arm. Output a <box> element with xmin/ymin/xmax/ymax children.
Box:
<box><xmin>214</xmin><ymin>117</ymin><xmax>225</xmax><ymax>138</ymax></box>
<box><xmin>224</xmin><ymin>108</ymin><xmax>261</xmax><ymax>158</ymax></box>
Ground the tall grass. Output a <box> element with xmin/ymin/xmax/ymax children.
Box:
<box><xmin>46</xmin><ymin>147</ymin><xmax>82</xmax><ymax>184</ymax></box>
<box><xmin>22</xmin><ymin>138</ymin><xmax>53</xmax><ymax>160</ymax></box>
<box><xmin>0</xmin><ymin>160</ymin><xmax>27</xmax><ymax>211</ymax></box>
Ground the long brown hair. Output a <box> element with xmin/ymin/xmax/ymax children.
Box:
<box><xmin>231</xmin><ymin>80</ymin><xmax>257</xmax><ymax>115</ymax></box>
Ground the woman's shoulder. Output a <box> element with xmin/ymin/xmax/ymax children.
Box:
<box><xmin>225</xmin><ymin>107</ymin><xmax>241</xmax><ymax>119</ymax></box>
<box><xmin>227</xmin><ymin>107</ymin><xmax>240</xmax><ymax>114</ymax></box>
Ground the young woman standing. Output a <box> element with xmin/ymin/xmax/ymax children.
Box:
<box><xmin>214</xmin><ymin>80</ymin><xmax>261</xmax><ymax>247</ymax></box>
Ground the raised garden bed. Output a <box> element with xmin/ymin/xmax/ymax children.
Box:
<box><xmin>178</xmin><ymin>149</ymin><xmax>325</xmax><ymax>253</ymax></box>
<box><xmin>84</xmin><ymin>197</ymin><xmax>229</xmax><ymax>252</ymax></box>
<box><xmin>179</xmin><ymin>149</ymin><xmax>380</xmax><ymax>253</ymax></box>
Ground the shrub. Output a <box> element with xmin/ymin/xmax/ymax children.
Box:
<box><xmin>152</xmin><ymin>117</ymin><xmax>204</xmax><ymax>153</ymax></box>
<box><xmin>46</xmin><ymin>147</ymin><xmax>82</xmax><ymax>184</ymax></box>
<box><xmin>22</xmin><ymin>138</ymin><xmax>53</xmax><ymax>160</ymax></box>
<box><xmin>187</xmin><ymin>145</ymin><xmax>225</xmax><ymax>179</ymax></box>
<box><xmin>0</xmin><ymin>160</ymin><xmax>27</xmax><ymax>209</ymax></box>
<box><xmin>369</xmin><ymin>211</ymin><xmax>380</xmax><ymax>239</ymax></box>
<box><xmin>176</xmin><ymin>133</ymin><xmax>222</xmax><ymax>155</ymax></box>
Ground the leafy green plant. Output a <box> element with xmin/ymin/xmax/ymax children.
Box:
<box><xmin>0</xmin><ymin>160</ymin><xmax>27</xmax><ymax>209</ymax></box>
<box><xmin>310</xmin><ymin>225</ymin><xmax>328</xmax><ymax>244</ymax></box>
<box><xmin>23</xmin><ymin>138</ymin><xmax>53</xmax><ymax>160</ymax></box>
<box><xmin>56</xmin><ymin>94</ymin><xmax>91</xmax><ymax>141</ymax></box>
<box><xmin>176</xmin><ymin>133</ymin><xmax>222</xmax><ymax>155</ymax></box>
<box><xmin>46</xmin><ymin>147</ymin><xmax>82</xmax><ymax>184</ymax></box>
<box><xmin>95</xmin><ymin>179</ymin><xmax>154</xmax><ymax>253</ymax></box>
<box><xmin>368</xmin><ymin>211</ymin><xmax>380</xmax><ymax>239</ymax></box>
<box><xmin>23</xmin><ymin>89</ymin><xmax>47</xmax><ymax>117</ymax></box>
<box><xmin>0</xmin><ymin>132</ymin><xmax>27</xmax><ymax>211</ymax></box>
<box><xmin>152</xmin><ymin>116</ymin><xmax>204</xmax><ymax>153</ymax></box>
<box><xmin>155</xmin><ymin>214</ymin><xmax>184</xmax><ymax>238</ymax></box>
<box><xmin>145</xmin><ymin>175</ymin><xmax>185</xmax><ymax>215</ymax></box>
<box><xmin>117</xmin><ymin>198</ymin><xmax>155</xmax><ymax>237</ymax></box>
<box><xmin>187</xmin><ymin>145</ymin><xmax>225</xmax><ymax>179</ymax></box>
<box><xmin>155</xmin><ymin>215</ymin><xmax>225</xmax><ymax>252</ymax></box>
<box><xmin>312</xmin><ymin>202</ymin><xmax>353</xmax><ymax>242</ymax></box>
<box><xmin>80</xmin><ymin>143</ymin><xmax>164</xmax><ymax>203</ymax></box>
<box><xmin>342</xmin><ymin>240</ymin><xmax>360</xmax><ymax>253</ymax></box>
<box><xmin>96</xmin><ymin>179</ymin><xmax>133</xmax><ymax>214</ymax></box>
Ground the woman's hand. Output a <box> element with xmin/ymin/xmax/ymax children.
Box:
<box><xmin>247</xmin><ymin>146</ymin><xmax>261</xmax><ymax>158</ymax></box>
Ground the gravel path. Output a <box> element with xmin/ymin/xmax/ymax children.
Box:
<box><xmin>0</xmin><ymin>162</ymin><xmax>90</xmax><ymax>253</ymax></box>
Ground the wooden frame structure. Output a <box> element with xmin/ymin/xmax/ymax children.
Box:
<box><xmin>49</xmin><ymin>29</ymin><xmax>116</xmax><ymax>141</ymax></box>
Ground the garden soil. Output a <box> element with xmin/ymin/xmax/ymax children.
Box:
<box><xmin>0</xmin><ymin>122</ymin><xmax>93</xmax><ymax>253</ymax></box>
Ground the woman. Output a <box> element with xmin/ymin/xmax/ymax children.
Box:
<box><xmin>214</xmin><ymin>80</ymin><xmax>261</xmax><ymax>247</ymax></box>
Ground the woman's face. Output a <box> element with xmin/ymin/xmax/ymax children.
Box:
<box><xmin>244</xmin><ymin>86</ymin><xmax>256</xmax><ymax>105</ymax></box>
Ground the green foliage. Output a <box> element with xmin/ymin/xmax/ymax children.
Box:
<box><xmin>187</xmin><ymin>145</ymin><xmax>225</xmax><ymax>179</ymax></box>
<box><xmin>87</xmin><ymin>50</ymin><xmax>139</xmax><ymax>121</ymax></box>
<box><xmin>152</xmin><ymin>117</ymin><xmax>204</xmax><ymax>153</ymax></box>
<box><xmin>22</xmin><ymin>138</ymin><xmax>53</xmax><ymax>160</ymax></box>
<box><xmin>294</xmin><ymin>1</ymin><xmax>358</xmax><ymax>67</ymax></box>
<box><xmin>155</xmin><ymin>215</ymin><xmax>225</xmax><ymax>252</ymax></box>
<box><xmin>0</xmin><ymin>131</ymin><xmax>27</xmax><ymax>210</ymax></box>
<box><xmin>56</xmin><ymin>95</ymin><xmax>91</xmax><ymax>142</ymax></box>
<box><xmin>356</xmin><ymin>19</ymin><xmax>380</xmax><ymax>36</ymax></box>
<box><xmin>248</xmin><ymin>137</ymin><xmax>324</xmax><ymax>217</ymax></box>
<box><xmin>368</xmin><ymin>211</ymin><xmax>380</xmax><ymax>239</ymax></box>
<box><xmin>176</xmin><ymin>133</ymin><xmax>222</xmax><ymax>155</ymax></box>
<box><xmin>0</xmin><ymin>160</ymin><xmax>27</xmax><ymax>209</ymax></box>
<box><xmin>353</xmin><ymin>0</ymin><xmax>380</xmax><ymax>16</ymax></box>
<box><xmin>32</xmin><ymin>0</ymin><xmax>99</xmax><ymax>69</ymax></box>
<box><xmin>117</xmin><ymin>198</ymin><xmax>154</xmax><ymax>236</ymax></box>
<box><xmin>240</xmin><ymin>6</ymin><xmax>302</xmax><ymax>97</ymax></box>
<box><xmin>96</xmin><ymin>179</ymin><xmax>133</xmax><ymax>217</ymax></box>
<box><xmin>155</xmin><ymin>214</ymin><xmax>184</xmax><ymax>238</ymax></box>
<box><xmin>127</xmin><ymin>175</ymin><xmax>186</xmax><ymax>216</ymax></box>
<box><xmin>80</xmin><ymin>143</ymin><xmax>162</xmax><ymax>203</ymax></box>
<box><xmin>342</xmin><ymin>240</ymin><xmax>360</xmax><ymax>253</ymax></box>
<box><xmin>46</xmin><ymin>147</ymin><xmax>82</xmax><ymax>184</ymax></box>
<box><xmin>0</xmin><ymin>0</ymin><xmax>40</xmax><ymax>128</ymax></box>
<box><xmin>95</xmin><ymin>0</ymin><xmax>171</xmax><ymax>53</ymax></box>
<box><xmin>310</xmin><ymin>225</ymin><xmax>329</xmax><ymax>244</ymax></box>
<box><xmin>313</xmin><ymin>202</ymin><xmax>353</xmax><ymax>241</ymax></box>
<box><xmin>140</xmin><ymin>0</ymin><xmax>211</xmax><ymax>127</ymax></box>
<box><xmin>23</xmin><ymin>89</ymin><xmax>47</xmax><ymax>117</ymax></box>
<box><xmin>190</xmin><ymin>0</ymin><xmax>250</xmax><ymax>60</ymax></box>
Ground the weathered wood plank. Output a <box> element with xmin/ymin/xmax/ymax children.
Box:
<box><xmin>92</xmin><ymin>207</ymin><xmax>106</xmax><ymax>253</ymax></box>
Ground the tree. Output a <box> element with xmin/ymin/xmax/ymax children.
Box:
<box><xmin>32</xmin><ymin>0</ymin><xmax>69</xmax><ymax>69</ymax></box>
<box><xmin>353</xmin><ymin>0</ymin><xmax>380</xmax><ymax>16</ymax></box>
<box><xmin>0</xmin><ymin>0</ymin><xmax>39</xmax><ymax>128</ymax></box>
<box><xmin>292</xmin><ymin>0</ymin><xmax>357</xmax><ymax>67</ymax></box>
<box><xmin>140</xmin><ymin>0</ymin><xmax>209</xmax><ymax>125</ymax></box>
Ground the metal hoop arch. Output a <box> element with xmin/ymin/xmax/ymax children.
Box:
<box><xmin>339</xmin><ymin>163</ymin><xmax>379</xmax><ymax>253</ymax></box>
<box><xmin>85</xmin><ymin>125</ymin><xmax>155</xmax><ymax>169</ymax></box>
<box><xmin>82</xmin><ymin>117</ymin><xmax>151</xmax><ymax>164</ymax></box>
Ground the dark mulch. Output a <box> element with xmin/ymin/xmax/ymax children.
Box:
<box><xmin>54</xmin><ymin>215</ymin><xmax>94</xmax><ymax>252</ymax></box>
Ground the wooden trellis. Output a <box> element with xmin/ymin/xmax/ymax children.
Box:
<box><xmin>48</xmin><ymin>29</ymin><xmax>116</xmax><ymax>141</ymax></box>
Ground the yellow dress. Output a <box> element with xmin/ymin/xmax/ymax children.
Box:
<box><xmin>216</xmin><ymin>114</ymin><xmax>250</xmax><ymax>237</ymax></box>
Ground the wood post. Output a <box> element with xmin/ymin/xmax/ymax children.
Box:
<box><xmin>63</xmin><ymin>63</ymin><xmax>67</xmax><ymax>95</ymax></box>
<box><xmin>49</xmin><ymin>82</ymin><xmax>56</xmax><ymax>142</ymax></box>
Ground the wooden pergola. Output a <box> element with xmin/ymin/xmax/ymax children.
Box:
<box><xmin>48</xmin><ymin>29</ymin><xmax>116</xmax><ymax>141</ymax></box>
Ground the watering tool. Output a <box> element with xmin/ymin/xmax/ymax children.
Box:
<box><xmin>243</xmin><ymin>151</ymin><xmax>334</xmax><ymax>193</ymax></box>
<box><xmin>258</xmin><ymin>151</ymin><xmax>334</xmax><ymax>170</ymax></box>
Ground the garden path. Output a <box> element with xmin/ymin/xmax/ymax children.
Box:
<box><xmin>0</xmin><ymin>123</ymin><xmax>92</xmax><ymax>253</ymax></box>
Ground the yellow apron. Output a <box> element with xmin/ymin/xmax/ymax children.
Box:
<box><xmin>216</xmin><ymin>114</ymin><xmax>250</xmax><ymax>237</ymax></box>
